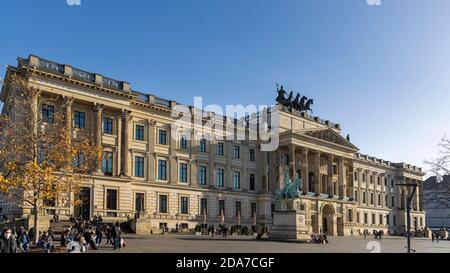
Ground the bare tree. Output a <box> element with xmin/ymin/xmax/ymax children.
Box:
<box><xmin>424</xmin><ymin>136</ymin><xmax>450</xmax><ymax>208</ymax></box>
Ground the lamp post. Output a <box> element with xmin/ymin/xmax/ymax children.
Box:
<box><xmin>396</xmin><ymin>182</ymin><xmax>420</xmax><ymax>253</ymax></box>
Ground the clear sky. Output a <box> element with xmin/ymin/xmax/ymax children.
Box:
<box><xmin>1</xmin><ymin>0</ymin><xmax>449</xmax><ymax>169</ymax></box>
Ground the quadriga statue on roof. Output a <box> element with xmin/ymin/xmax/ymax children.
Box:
<box><xmin>274</xmin><ymin>173</ymin><xmax>303</xmax><ymax>211</ymax></box>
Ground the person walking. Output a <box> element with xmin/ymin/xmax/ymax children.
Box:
<box><xmin>431</xmin><ymin>232</ymin><xmax>435</xmax><ymax>243</ymax></box>
<box><xmin>113</xmin><ymin>222</ymin><xmax>121</xmax><ymax>250</ymax></box>
<box><xmin>0</xmin><ymin>228</ymin><xmax>17</xmax><ymax>253</ymax></box>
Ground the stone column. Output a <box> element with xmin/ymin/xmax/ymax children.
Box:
<box><xmin>190</xmin><ymin>129</ymin><xmax>198</xmax><ymax>187</ymax></box>
<box><xmin>262</xmin><ymin>151</ymin><xmax>269</xmax><ymax>193</ymax></box>
<box><xmin>169</xmin><ymin>124</ymin><xmax>178</xmax><ymax>184</ymax></box>
<box><xmin>314</xmin><ymin>151</ymin><xmax>321</xmax><ymax>195</ymax></box>
<box><xmin>31</xmin><ymin>90</ymin><xmax>40</xmax><ymax>138</ymax></box>
<box><xmin>93</xmin><ymin>104</ymin><xmax>104</xmax><ymax>174</ymax></box>
<box><xmin>338</xmin><ymin>157</ymin><xmax>346</xmax><ymax>199</ymax></box>
<box><xmin>418</xmin><ymin>181</ymin><xmax>423</xmax><ymax>211</ymax></box>
<box><xmin>290</xmin><ymin>145</ymin><xmax>296</xmax><ymax>181</ymax></box>
<box><xmin>64</xmin><ymin>97</ymin><xmax>74</xmax><ymax>134</ymax></box>
<box><xmin>327</xmin><ymin>154</ymin><xmax>334</xmax><ymax>197</ymax></box>
<box><xmin>209</xmin><ymin>137</ymin><xmax>216</xmax><ymax>187</ymax></box>
<box><xmin>147</xmin><ymin>120</ymin><xmax>156</xmax><ymax>182</ymax></box>
<box><xmin>301</xmin><ymin>148</ymin><xmax>309</xmax><ymax>193</ymax></box>
<box><xmin>116</xmin><ymin>115</ymin><xmax>122</xmax><ymax>176</ymax></box>
<box><xmin>277</xmin><ymin>150</ymin><xmax>284</xmax><ymax>191</ymax></box>
<box><xmin>348</xmin><ymin>162</ymin><xmax>354</xmax><ymax>200</ymax></box>
<box><xmin>120</xmin><ymin>110</ymin><xmax>131</xmax><ymax>177</ymax></box>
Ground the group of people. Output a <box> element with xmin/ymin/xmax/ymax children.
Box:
<box><xmin>61</xmin><ymin>218</ymin><xmax>124</xmax><ymax>253</ymax></box>
<box><xmin>0</xmin><ymin>226</ymin><xmax>54</xmax><ymax>253</ymax></box>
<box><xmin>373</xmin><ymin>230</ymin><xmax>384</xmax><ymax>240</ymax></box>
<box><xmin>311</xmin><ymin>233</ymin><xmax>329</xmax><ymax>244</ymax></box>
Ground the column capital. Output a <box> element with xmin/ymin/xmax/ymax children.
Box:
<box><xmin>64</xmin><ymin>96</ymin><xmax>75</xmax><ymax>106</ymax></box>
<box><xmin>93</xmin><ymin>103</ymin><xmax>104</xmax><ymax>112</ymax></box>
<box><xmin>121</xmin><ymin>109</ymin><xmax>131</xmax><ymax>118</ymax></box>
<box><xmin>301</xmin><ymin>147</ymin><xmax>309</xmax><ymax>155</ymax></box>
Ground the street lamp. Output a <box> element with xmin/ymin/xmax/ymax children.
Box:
<box><xmin>396</xmin><ymin>182</ymin><xmax>420</xmax><ymax>253</ymax></box>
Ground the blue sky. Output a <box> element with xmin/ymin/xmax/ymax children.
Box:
<box><xmin>1</xmin><ymin>0</ymin><xmax>449</xmax><ymax>169</ymax></box>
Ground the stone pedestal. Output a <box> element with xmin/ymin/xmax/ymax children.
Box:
<box><xmin>269</xmin><ymin>210</ymin><xmax>310</xmax><ymax>242</ymax></box>
<box><xmin>130</xmin><ymin>212</ymin><xmax>159</xmax><ymax>235</ymax></box>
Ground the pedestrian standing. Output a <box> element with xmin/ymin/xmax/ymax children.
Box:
<box><xmin>0</xmin><ymin>228</ymin><xmax>17</xmax><ymax>253</ymax></box>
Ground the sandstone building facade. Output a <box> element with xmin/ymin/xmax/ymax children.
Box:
<box><xmin>0</xmin><ymin>55</ymin><xmax>426</xmax><ymax>236</ymax></box>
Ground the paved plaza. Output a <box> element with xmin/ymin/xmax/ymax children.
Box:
<box><xmin>92</xmin><ymin>235</ymin><xmax>450</xmax><ymax>253</ymax></box>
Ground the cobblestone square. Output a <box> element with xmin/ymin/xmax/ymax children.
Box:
<box><xmin>91</xmin><ymin>235</ymin><xmax>450</xmax><ymax>253</ymax></box>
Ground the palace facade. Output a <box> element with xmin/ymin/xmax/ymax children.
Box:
<box><xmin>0</xmin><ymin>55</ymin><xmax>426</xmax><ymax>236</ymax></box>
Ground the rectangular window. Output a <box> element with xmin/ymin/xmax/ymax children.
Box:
<box><xmin>385</xmin><ymin>195</ymin><xmax>388</xmax><ymax>207</ymax></box>
<box><xmin>348</xmin><ymin>209</ymin><xmax>353</xmax><ymax>222</ymax></box>
<box><xmin>179</xmin><ymin>135</ymin><xmax>188</xmax><ymax>149</ymax></box>
<box><xmin>216</xmin><ymin>142</ymin><xmax>224</xmax><ymax>156</ymax></box>
<box><xmin>134</xmin><ymin>156</ymin><xmax>145</xmax><ymax>178</ymax></box>
<box><xmin>249</xmin><ymin>149</ymin><xmax>255</xmax><ymax>161</ymax></box>
<box><xmin>354</xmin><ymin>190</ymin><xmax>358</xmax><ymax>201</ymax></box>
<box><xmin>364</xmin><ymin>213</ymin><xmax>368</xmax><ymax>224</ymax></box>
<box><xmin>362</xmin><ymin>191</ymin><xmax>366</xmax><ymax>204</ymax></box>
<box><xmin>158</xmin><ymin>159</ymin><xmax>167</xmax><ymax>180</ymax></box>
<box><xmin>74</xmin><ymin>111</ymin><xmax>85</xmax><ymax>129</ymax></box>
<box><xmin>73</xmin><ymin>152</ymin><xmax>85</xmax><ymax>168</ymax></box>
<box><xmin>249</xmin><ymin>174</ymin><xmax>256</xmax><ymax>191</ymax></box>
<box><xmin>362</xmin><ymin>173</ymin><xmax>366</xmax><ymax>182</ymax></box>
<box><xmin>370</xmin><ymin>175</ymin><xmax>373</xmax><ymax>184</ymax></box>
<box><xmin>158</xmin><ymin>129</ymin><xmax>167</xmax><ymax>145</ymax></box>
<box><xmin>103</xmin><ymin>117</ymin><xmax>113</xmax><ymax>134</ymax></box>
<box><xmin>372</xmin><ymin>214</ymin><xmax>376</xmax><ymax>225</ymax></box>
<box><xmin>135</xmin><ymin>125</ymin><xmax>144</xmax><ymax>141</ymax></box>
<box><xmin>235</xmin><ymin>201</ymin><xmax>241</xmax><ymax>217</ymax></box>
<box><xmin>159</xmin><ymin>195</ymin><xmax>168</xmax><ymax>213</ymax></box>
<box><xmin>357</xmin><ymin>212</ymin><xmax>360</xmax><ymax>223</ymax></box>
<box><xmin>219</xmin><ymin>200</ymin><xmax>225</xmax><ymax>215</ymax></box>
<box><xmin>216</xmin><ymin>169</ymin><xmax>224</xmax><ymax>187</ymax></box>
<box><xmin>198</xmin><ymin>166</ymin><xmax>207</xmax><ymax>185</ymax></box>
<box><xmin>379</xmin><ymin>214</ymin><xmax>383</xmax><ymax>225</ymax></box>
<box><xmin>200</xmin><ymin>139</ymin><xmax>207</xmax><ymax>153</ymax></box>
<box><xmin>179</xmin><ymin>163</ymin><xmax>188</xmax><ymax>182</ymax></box>
<box><xmin>387</xmin><ymin>215</ymin><xmax>390</xmax><ymax>225</ymax></box>
<box><xmin>180</xmin><ymin>196</ymin><xmax>189</xmax><ymax>214</ymax></box>
<box><xmin>102</xmin><ymin>151</ymin><xmax>113</xmax><ymax>176</ymax></box>
<box><xmin>233</xmin><ymin>171</ymin><xmax>241</xmax><ymax>190</ymax></box>
<box><xmin>233</xmin><ymin>146</ymin><xmax>240</xmax><ymax>159</ymax></box>
<box><xmin>354</xmin><ymin>172</ymin><xmax>358</xmax><ymax>181</ymax></box>
<box><xmin>333</xmin><ymin>165</ymin><xmax>337</xmax><ymax>175</ymax></box>
<box><xmin>42</xmin><ymin>104</ymin><xmax>55</xmax><ymax>124</ymax></box>
<box><xmin>393</xmin><ymin>215</ymin><xmax>396</xmax><ymax>225</ymax></box>
<box><xmin>200</xmin><ymin>198</ymin><xmax>207</xmax><ymax>215</ymax></box>
<box><xmin>106</xmin><ymin>189</ymin><xmax>117</xmax><ymax>210</ymax></box>
<box><xmin>370</xmin><ymin>193</ymin><xmax>374</xmax><ymax>205</ymax></box>
<box><xmin>251</xmin><ymin>203</ymin><xmax>257</xmax><ymax>217</ymax></box>
<box><xmin>135</xmin><ymin>193</ymin><xmax>145</xmax><ymax>212</ymax></box>
<box><xmin>391</xmin><ymin>196</ymin><xmax>395</xmax><ymax>208</ymax></box>
<box><xmin>378</xmin><ymin>194</ymin><xmax>381</xmax><ymax>206</ymax></box>
<box><xmin>377</xmin><ymin>177</ymin><xmax>381</xmax><ymax>185</ymax></box>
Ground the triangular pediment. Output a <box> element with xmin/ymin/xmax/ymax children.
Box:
<box><xmin>302</xmin><ymin>128</ymin><xmax>359</xmax><ymax>151</ymax></box>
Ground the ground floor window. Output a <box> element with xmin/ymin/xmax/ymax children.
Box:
<box><xmin>180</xmin><ymin>196</ymin><xmax>189</xmax><ymax>214</ymax></box>
<box><xmin>135</xmin><ymin>193</ymin><xmax>145</xmax><ymax>212</ymax></box>
<box><xmin>200</xmin><ymin>198</ymin><xmax>207</xmax><ymax>215</ymax></box>
<box><xmin>106</xmin><ymin>189</ymin><xmax>117</xmax><ymax>210</ymax></box>
<box><xmin>159</xmin><ymin>195</ymin><xmax>168</xmax><ymax>213</ymax></box>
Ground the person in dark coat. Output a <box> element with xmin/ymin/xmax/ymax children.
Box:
<box><xmin>0</xmin><ymin>228</ymin><xmax>17</xmax><ymax>253</ymax></box>
<box><xmin>113</xmin><ymin>222</ymin><xmax>121</xmax><ymax>250</ymax></box>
